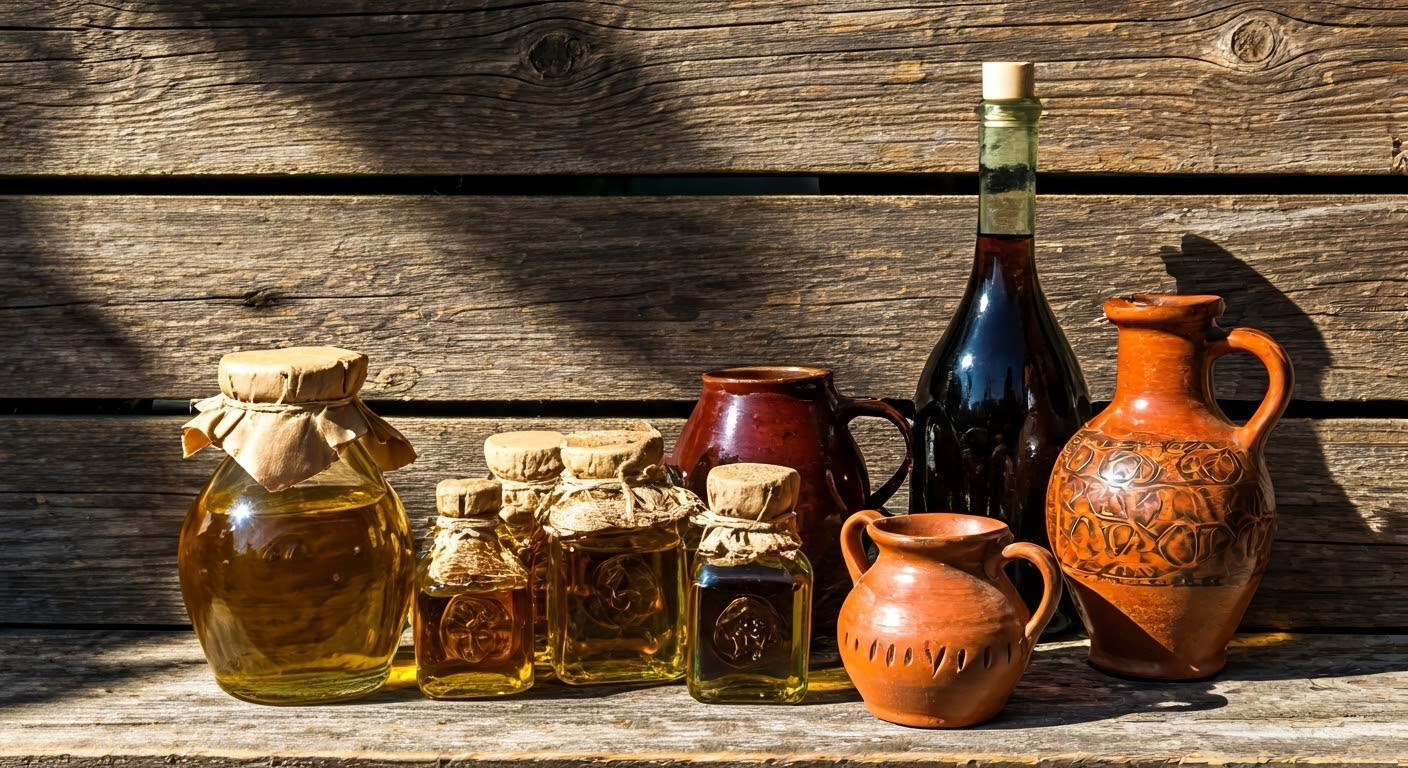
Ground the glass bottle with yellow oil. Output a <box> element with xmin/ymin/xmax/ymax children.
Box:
<box><xmin>543</xmin><ymin>425</ymin><xmax>705</xmax><ymax>685</ymax></box>
<box><xmin>414</xmin><ymin>478</ymin><xmax>534</xmax><ymax>698</ymax></box>
<box><xmin>688</xmin><ymin>463</ymin><xmax>812</xmax><ymax>704</ymax></box>
<box><xmin>484</xmin><ymin>430</ymin><xmax>563</xmax><ymax>673</ymax></box>
<box><xmin>178</xmin><ymin>346</ymin><xmax>418</xmax><ymax>705</ymax></box>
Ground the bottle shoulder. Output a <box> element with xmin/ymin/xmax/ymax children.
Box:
<box><xmin>199</xmin><ymin>441</ymin><xmax>393</xmax><ymax>517</ymax></box>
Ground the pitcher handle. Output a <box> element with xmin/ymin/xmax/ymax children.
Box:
<box><xmin>999</xmin><ymin>542</ymin><xmax>1062</xmax><ymax>649</ymax></box>
<box><xmin>836</xmin><ymin>397</ymin><xmax>914</xmax><ymax>509</ymax></box>
<box><xmin>840</xmin><ymin>509</ymin><xmax>885</xmax><ymax>585</ymax></box>
<box><xmin>1207</xmin><ymin>327</ymin><xmax>1294</xmax><ymax>451</ymax></box>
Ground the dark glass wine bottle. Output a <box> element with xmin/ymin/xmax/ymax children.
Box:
<box><xmin>911</xmin><ymin>62</ymin><xmax>1090</xmax><ymax>635</ymax></box>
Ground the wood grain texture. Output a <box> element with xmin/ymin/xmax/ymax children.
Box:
<box><xmin>0</xmin><ymin>2</ymin><xmax>1404</xmax><ymax>175</ymax></box>
<box><xmin>0</xmin><ymin>629</ymin><xmax>1404</xmax><ymax>767</ymax></box>
<box><xmin>1</xmin><ymin>416</ymin><xmax>1402</xmax><ymax>629</ymax></box>
<box><xmin>3</xmin><ymin>195</ymin><xmax>1405</xmax><ymax>401</ymax></box>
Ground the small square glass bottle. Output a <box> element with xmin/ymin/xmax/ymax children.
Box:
<box><xmin>484</xmin><ymin>430</ymin><xmax>563</xmax><ymax>673</ymax></box>
<box><xmin>688</xmin><ymin>463</ymin><xmax>812</xmax><ymax>704</ymax></box>
<box><xmin>543</xmin><ymin>426</ymin><xmax>705</xmax><ymax>685</ymax></box>
<box><xmin>414</xmin><ymin>478</ymin><xmax>534</xmax><ymax>698</ymax></box>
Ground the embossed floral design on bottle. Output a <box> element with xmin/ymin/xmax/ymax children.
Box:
<box><xmin>414</xmin><ymin>478</ymin><xmax>534</xmax><ymax>698</ymax></box>
<box><xmin>542</xmin><ymin>425</ymin><xmax>704</xmax><ymax>685</ymax></box>
<box><xmin>1047</xmin><ymin>294</ymin><xmax>1292</xmax><ymax>680</ymax></box>
<box><xmin>484</xmin><ymin>430</ymin><xmax>563</xmax><ymax>672</ymax></box>
<box><xmin>687</xmin><ymin>463</ymin><xmax>812</xmax><ymax>704</ymax></box>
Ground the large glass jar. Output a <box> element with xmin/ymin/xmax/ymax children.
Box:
<box><xmin>178</xmin><ymin>346</ymin><xmax>417</xmax><ymax>704</ymax></box>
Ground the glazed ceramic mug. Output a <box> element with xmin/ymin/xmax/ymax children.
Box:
<box><xmin>671</xmin><ymin>366</ymin><xmax>913</xmax><ymax>646</ymax></box>
<box><xmin>837</xmin><ymin>510</ymin><xmax>1060</xmax><ymax>728</ymax></box>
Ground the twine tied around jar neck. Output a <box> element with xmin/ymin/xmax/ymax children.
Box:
<box><xmin>697</xmin><ymin>463</ymin><xmax>805</xmax><ymax>566</ymax></box>
<box><xmin>541</xmin><ymin>462</ymin><xmax>706</xmax><ymax>538</ymax></box>
<box><xmin>496</xmin><ymin>476</ymin><xmax>560</xmax><ymax>526</ymax></box>
<box><xmin>695</xmin><ymin>503</ymin><xmax>803</xmax><ymax>566</ymax></box>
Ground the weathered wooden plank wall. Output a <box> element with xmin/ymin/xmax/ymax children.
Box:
<box><xmin>0</xmin><ymin>3</ymin><xmax>1404</xmax><ymax>174</ymax></box>
<box><xmin>0</xmin><ymin>0</ymin><xmax>1403</xmax><ymax>639</ymax></box>
<box><xmin>2</xmin><ymin>196</ymin><xmax>1402</xmax><ymax>401</ymax></box>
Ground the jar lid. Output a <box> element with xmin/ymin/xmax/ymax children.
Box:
<box><xmin>436</xmin><ymin>478</ymin><xmax>503</xmax><ymax>518</ymax></box>
<box><xmin>707</xmin><ymin>463</ymin><xmax>801</xmax><ymax>522</ymax></box>
<box><xmin>218</xmin><ymin>346</ymin><xmax>367</xmax><ymax>404</ymax></box>
<box><xmin>484</xmin><ymin>430</ymin><xmax>565</xmax><ymax>482</ymax></box>
<box><xmin>560</xmin><ymin>428</ymin><xmax>664</xmax><ymax>479</ymax></box>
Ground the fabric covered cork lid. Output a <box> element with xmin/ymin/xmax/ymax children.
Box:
<box><xmin>182</xmin><ymin>346</ymin><xmax>416</xmax><ymax>493</ymax></box>
<box><xmin>707</xmin><ymin>463</ymin><xmax>801</xmax><ymax>522</ymax></box>
<box><xmin>217</xmin><ymin>346</ymin><xmax>367</xmax><ymax>404</ymax></box>
<box><xmin>560</xmin><ymin>427</ymin><xmax>665</xmax><ymax>479</ymax></box>
<box><xmin>436</xmin><ymin>478</ymin><xmax>503</xmax><ymax>519</ymax></box>
<box><xmin>484</xmin><ymin>431</ymin><xmax>565</xmax><ymax>482</ymax></box>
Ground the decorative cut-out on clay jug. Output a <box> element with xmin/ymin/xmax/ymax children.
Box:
<box><xmin>837</xmin><ymin>510</ymin><xmax>1060</xmax><ymax>728</ymax></box>
<box><xmin>1047</xmin><ymin>294</ymin><xmax>1292</xmax><ymax>680</ymax></box>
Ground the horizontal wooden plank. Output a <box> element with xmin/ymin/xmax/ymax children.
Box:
<box><xmin>1</xmin><ymin>629</ymin><xmax>1404</xmax><ymax>767</ymax></box>
<box><xmin>1</xmin><ymin>3</ymin><xmax>1405</xmax><ymax>175</ymax></box>
<box><xmin>3</xmin><ymin>195</ymin><xmax>1405</xmax><ymax>401</ymax></box>
<box><xmin>0</xmin><ymin>416</ymin><xmax>1402</xmax><ymax>629</ymax></box>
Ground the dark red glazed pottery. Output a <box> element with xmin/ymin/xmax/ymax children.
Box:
<box><xmin>671</xmin><ymin>366</ymin><xmax>913</xmax><ymax>646</ymax></box>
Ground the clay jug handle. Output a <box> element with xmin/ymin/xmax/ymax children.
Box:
<box><xmin>840</xmin><ymin>509</ymin><xmax>885</xmax><ymax>585</ymax></box>
<box><xmin>835</xmin><ymin>397</ymin><xmax>915</xmax><ymax>508</ymax></box>
<box><xmin>999</xmin><ymin>541</ymin><xmax>1063</xmax><ymax>649</ymax></box>
<box><xmin>1207</xmin><ymin>327</ymin><xmax>1294</xmax><ymax>450</ymax></box>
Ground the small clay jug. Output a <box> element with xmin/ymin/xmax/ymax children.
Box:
<box><xmin>837</xmin><ymin>510</ymin><xmax>1060</xmax><ymax>728</ymax></box>
<box><xmin>1047</xmin><ymin>294</ymin><xmax>1293</xmax><ymax>680</ymax></box>
<box><xmin>672</xmin><ymin>366</ymin><xmax>913</xmax><ymax>647</ymax></box>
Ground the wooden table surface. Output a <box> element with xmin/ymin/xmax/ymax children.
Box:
<box><xmin>2</xmin><ymin>630</ymin><xmax>1404</xmax><ymax>767</ymax></box>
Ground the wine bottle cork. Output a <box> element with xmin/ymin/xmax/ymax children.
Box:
<box><xmin>982</xmin><ymin>61</ymin><xmax>1035</xmax><ymax>100</ymax></box>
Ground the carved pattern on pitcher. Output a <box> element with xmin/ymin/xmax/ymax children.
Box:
<box><xmin>1051</xmin><ymin>434</ymin><xmax>1274</xmax><ymax>586</ymax></box>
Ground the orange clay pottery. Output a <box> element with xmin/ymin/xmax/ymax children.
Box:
<box><xmin>1047</xmin><ymin>294</ymin><xmax>1292</xmax><ymax>680</ymax></box>
<box><xmin>837</xmin><ymin>510</ymin><xmax>1060</xmax><ymax>728</ymax></box>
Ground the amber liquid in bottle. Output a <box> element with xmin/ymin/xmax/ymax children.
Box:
<box><xmin>687</xmin><ymin>556</ymin><xmax>811</xmax><ymax>704</ymax></box>
<box><xmin>549</xmin><ymin>526</ymin><xmax>686</xmax><ymax>684</ymax></box>
<box><xmin>912</xmin><ymin>93</ymin><xmax>1089</xmax><ymax>634</ymax></box>
<box><xmin>499</xmin><ymin>521</ymin><xmax>550</xmax><ymax>668</ymax></box>
<box><xmin>414</xmin><ymin>580</ymin><xmax>534</xmax><ymax>698</ymax></box>
<box><xmin>178</xmin><ymin>444</ymin><xmax>414</xmax><ymax>704</ymax></box>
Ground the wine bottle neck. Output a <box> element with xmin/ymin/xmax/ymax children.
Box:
<box><xmin>977</xmin><ymin>99</ymin><xmax>1041</xmax><ymax>237</ymax></box>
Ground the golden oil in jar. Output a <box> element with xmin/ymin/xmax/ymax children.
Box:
<box><xmin>542</xmin><ymin>427</ymin><xmax>702</xmax><ymax>685</ymax></box>
<box><xmin>178</xmin><ymin>346</ymin><xmax>419</xmax><ymax>705</ymax></box>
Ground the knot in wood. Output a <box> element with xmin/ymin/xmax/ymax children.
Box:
<box><xmin>1229</xmin><ymin>17</ymin><xmax>1277</xmax><ymax>64</ymax></box>
<box><xmin>528</xmin><ymin>31</ymin><xmax>587</xmax><ymax>79</ymax></box>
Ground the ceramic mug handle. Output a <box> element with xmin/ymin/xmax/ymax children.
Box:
<box><xmin>835</xmin><ymin>397</ymin><xmax>915</xmax><ymax>509</ymax></box>
<box><xmin>840</xmin><ymin>509</ymin><xmax>885</xmax><ymax>585</ymax></box>
<box><xmin>999</xmin><ymin>542</ymin><xmax>1063</xmax><ymax>649</ymax></box>
<box><xmin>1207</xmin><ymin>327</ymin><xmax>1294</xmax><ymax>450</ymax></box>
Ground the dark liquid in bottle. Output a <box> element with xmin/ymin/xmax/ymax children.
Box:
<box><xmin>690</xmin><ymin>559</ymin><xmax>808</xmax><ymax>703</ymax></box>
<box><xmin>912</xmin><ymin>233</ymin><xmax>1090</xmax><ymax>634</ymax></box>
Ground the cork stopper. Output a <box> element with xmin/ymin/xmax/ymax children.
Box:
<box><xmin>484</xmin><ymin>430</ymin><xmax>565</xmax><ymax>482</ymax></box>
<box><xmin>217</xmin><ymin>346</ymin><xmax>367</xmax><ymax>404</ymax></box>
<box><xmin>436</xmin><ymin>478</ymin><xmax>503</xmax><ymax>518</ymax></box>
<box><xmin>560</xmin><ymin>427</ymin><xmax>665</xmax><ymax>479</ymax></box>
<box><xmin>982</xmin><ymin>61</ymin><xmax>1035</xmax><ymax>100</ymax></box>
<box><xmin>707</xmin><ymin>463</ymin><xmax>801</xmax><ymax>522</ymax></box>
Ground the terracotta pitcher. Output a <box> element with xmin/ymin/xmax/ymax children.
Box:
<box><xmin>1047</xmin><ymin>294</ymin><xmax>1293</xmax><ymax>680</ymax></box>
<box><xmin>837</xmin><ymin>511</ymin><xmax>1060</xmax><ymax>728</ymax></box>
<box><xmin>671</xmin><ymin>366</ymin><xmax>913</xmax><ymax>647</ymax></box>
